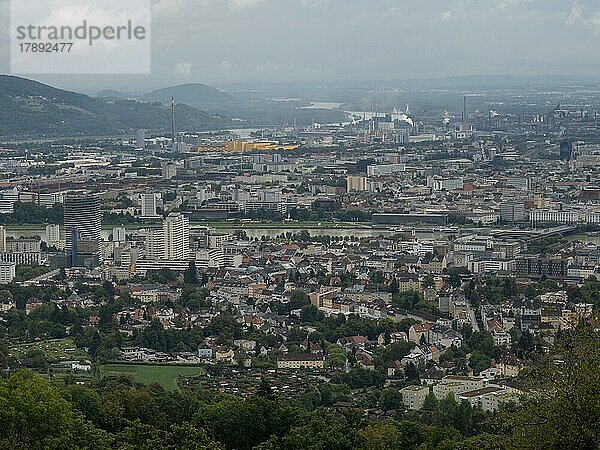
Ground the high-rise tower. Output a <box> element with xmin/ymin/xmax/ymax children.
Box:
<box><xmin>171</xmin><ymin>97</ymin><xmax>176</xmax><ymax>151</ymax></box>
<box><xmin>163</xmin><ymin>212</ymin><xmax>190</xmax><ymax>260</ymax></box>
<box><xmin>140</xmin><ymin>193</ymin><xmax>159</xmax><ymax>218</ymax></box>
<box><xmin>64</xmin><ymin>193</ymin><xmax>101</xmax><ymax>259</ymax></box>
<box><xmin>0</xmin><ymin>226</ymin><xmax>6</xmax><ymax>252</ymax></box>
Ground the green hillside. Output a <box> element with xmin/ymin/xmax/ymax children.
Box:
<box><xmin>0</xmin><ymin>75</ymin><xmax>230</xmax><ymax>137</ymax></box>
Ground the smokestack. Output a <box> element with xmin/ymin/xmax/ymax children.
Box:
<box><xmin>463</xmin><ymin>96</ymin><xmax>467</xmax><ymax>126</ymax></box>
<box><xmin>171</xmin><ymin>97</ymin><xmax>176</xmax><ymax>151</ymax></box>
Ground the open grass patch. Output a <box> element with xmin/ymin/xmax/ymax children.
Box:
<box><xmin>101</xmin><ymin>363</ymin><xmax>206</xmax><ymax>391</ymax></box>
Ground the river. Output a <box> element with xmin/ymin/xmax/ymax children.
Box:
<box><xmin>4</xmin><ymin>223</ymin><xmax>445</xmax><ymax>241</ymax></box>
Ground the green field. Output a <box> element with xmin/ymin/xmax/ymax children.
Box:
<box><xmin>10</xmin><ymin>338</ymin><xmax>88</xmax><ymax>362</ymax></box>
<box><xmin>101</xmin><ymin>363</ymin><xmax>206</xmax><ymax>391</ymax></box>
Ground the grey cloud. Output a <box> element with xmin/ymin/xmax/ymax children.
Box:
<box><xmin>1</xmin><ymin>0</ymin><xmax>597</xmax><ymax>89</ymax></box>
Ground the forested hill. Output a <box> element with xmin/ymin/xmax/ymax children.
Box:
<box><xmin>0</xmin><ymin>75</ymin><xmax>230</xmax><ymax>137</ymax></box>
<box><xmin>144</xmin><ymin>83</ymin><xmax>236</xmax><ymax>105</ymax></box>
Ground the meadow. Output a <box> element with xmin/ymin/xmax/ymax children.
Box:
<box><xmin>101</xmin><ymin>363</ymin><xmax>207</xmax><ymax>391</ymax></box>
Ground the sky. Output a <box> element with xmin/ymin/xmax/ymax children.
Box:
<box><xmin>1</xmin><ymin>0</ymin><xmax>600</xmax><ymax>92</ymax></box>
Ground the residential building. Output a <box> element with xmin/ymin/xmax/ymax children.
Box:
<box><xmin>432</xmin><ymin>376</ymin><xmax>487</xmax><ymax>399</ymax></box>
<box><xmin>140</xmin><ymin>193</ymin><xmax>159</xmax><ymax>218</ymax></box>
<box><xmin>346</xmin><ymin>175</ymin><xmax>368</xmax><ymax>192</ymax></box>
<box><xmin>0</xmin><ymin>262</ymin><xmax>16</xmax><ymax>284</ymax></box>
<box><xmin>401</xmin><ymin>385</ymin><xmax>430</xmax><ymax>410</ymax></box>
<box><xmin>46</xmin><ymin>224</ymin><xmax>60</xmax><ymax>245</ymax></box>
<box><xmin>277</xmin><ymin>353</ymin><xmax>324</xmax><ymax>369</ymax></box>
<box><xmin>163</xmin><ymin>213</ymin><xmax>191</xmax><ymax>260</ymax></box>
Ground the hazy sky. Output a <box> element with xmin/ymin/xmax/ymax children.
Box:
<box><xmin>1</xmin><ymin>0</ymin><xmax>600</xmax><ymax>91</ymax></box>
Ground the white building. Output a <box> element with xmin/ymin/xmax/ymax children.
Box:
<box><xmin>45</xmin><ymin>224</ymin><xmax>60</xmax><ymax>245</ymax></box>
<box><xmin>468</xmin><ymin>259</ymin><xmax>516</xmax><ymax>274</ymax></box>
<box><xmin>0</xmin><ymin>189</ymin><xmax>18</xmax><ymax>214</ymax></box>
<box><xmin>39</xmin><ymin>192</ymin><xmax>65</xmax><ymax>208</ymax></box>
<box><xmin>454</xmin><ymin>242</ymin><xmax>488</xmax><ymax>252</ymax></box>
<box><xmin>209</xmin><ymin>233</ymin><xmax>233</xmax><ymax>249</ymax></box>
<box><xmin>195</xmin><ymin>248</ymin><xmax>225</xmax><ymax>269</ymax></box>
<box><xmin>480</xmin><ymin>367</ymin><xmax>503</xmax><ymax>380</ymax></box>
<box><xmin>432</xmin><ymin>376</ymin><xmax>487</xmax><ymax>399</ymax></box>
<box><xmin>0</xmin><ymin>226</ymin><xmax>5</xmax><ymax>252</ymax></box>
<box><xmin>163</xmin><ymin>213</ymin><xmax>191</xmax><ymax>260</ymax></box>
<box><xmin>197</xmin><ymin>187</ymin><xmax>217</xmax><ymax>203</ymax></box>
<box><xmin>492</xmin><ymin>331</ymin><xmax>512</xmax><ymax>347</ymax></box>
<box><xmin>567</xmin><ymin>266</ymin><xmax>596</xmax><ymax>280</ymax></box>
<box><xmin>465</xmin><ymin>210</ymin><xmax>499</xmax><ymax>225</ymax></box>
<box><xmin>0</xmin><ymin>262</ymin><xmax>16</xmax><ymax>284</ymax></box>
<box><xmin>161</xmin><ymin>162</ymin><xmax>179</xmax><ymax>180</ymax></box>
<box><xmin>427</xmin><ymin>177</ymin><xmax>464</xmax><ymax>191</ymax></box>
<box><xmin>140</xmin><ymin>228</ymin><xmax>165</xmax><ymax>260</ymax></box>
<box><xmin>458</xmin><ymin>386</ymin><xmax>521</xmax><ymax>412</ymax></box>
<box><xmin>277</xmin><ymin>353</ymin><xmax>324</xmax><ymax>369</ymax></box>
<box><xmin>400</xmin><ymin>385</ymin><xmax>430</xmax><ymax>410</ymax></box>
<box><xmin>140</xmin><ymin>193</ymin><xmax>160</xmax><ymax>218</ymax></box>
<box><xmin>529</xmin><ymin>209</ymin><xmax>580</xmax><ymax>224</ymax></box>
<box><xmin>367</xmin><ymin>163</ymin><xmax>405</xmax><ymax>176</ymax></box>
<box><xmin>136</xmin><ymin>130</ymin><xmax>146</xmax><ymax>149</ymax></box>
<box><xmin>112</xmin><ymin>227</ymin><xmax>126</xmax><ymax>243</ymax></box>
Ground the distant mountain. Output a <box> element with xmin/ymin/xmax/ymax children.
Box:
<box><xmin>143</xmin><ymin>82</ymin><xmax>348</xmax><ymax>126</ymax></box>
<box><xmin>95</xmin><ymin>89</ymin><xmax>128</xmax><ymax>99</ymax></box>
<box><xmin>144</xmin><ymin>83</ymin><xmax>235</xmax><ymax>106</ymax></box>
<box><xmin>398</xmin><ymin>75</ymin><xmax>600</xmax><ymax>90</ymax></box>
<box><xmin>0</xmin><ymin>75</ymin><xmax>230</xmax><ymax>137</ymax></box>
